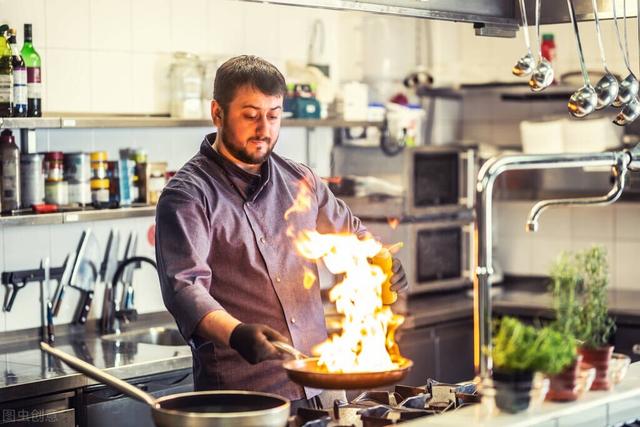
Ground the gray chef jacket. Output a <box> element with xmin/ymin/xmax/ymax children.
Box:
<box><xmin>155</xmin><ymin>133</ymin><xmax>367</xmax><ymax>400</ymax></box>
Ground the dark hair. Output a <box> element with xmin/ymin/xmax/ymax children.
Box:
<box><xmin>213</xmin><ymin>55</ymin><xmax>287</xmax><ymax>112</ymax></box>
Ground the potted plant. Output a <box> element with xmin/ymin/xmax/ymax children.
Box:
<box><xmin>491</xmin><ymin>316</ymin><xmax>575</xmax><ymax>413</ymax></box>
<box><xmin>547</xmin><ymin>245</ymin><xmax>616</xmax><ymax>392</ymax></box>
<box><xmin>574</xmin><ymin>246</ymin><xmax>616</xmax><ymax>391</ymax></box>
<box><xmin>546</xmin><ymin>252</ymin><xmax>582</xmax><ymax>401</ymax></box>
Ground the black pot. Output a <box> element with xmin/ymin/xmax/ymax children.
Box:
<box><xmin>492</xmin><ymin>369</ymin><xmax>534</xmax><ymax>414</ymax></box>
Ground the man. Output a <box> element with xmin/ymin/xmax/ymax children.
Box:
<box><xmin>155</xmin><ymin>55</ymin><xmax>407</xmax><ymax>410</ymax></box>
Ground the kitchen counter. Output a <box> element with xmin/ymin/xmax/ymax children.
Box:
<box><xmin>410</xmin><ymin>362</ymin><xmax>640</xmax><ymax>426</ymax></box>
<box><xmin>0</xmin><ymin>315</ymin><xmax>192</xmax><ymax>403</ymax></box>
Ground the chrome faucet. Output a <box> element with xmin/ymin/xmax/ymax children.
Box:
<box><xmin>474</xmin><ymin>143</ymin><xmax>640</xmax><ymax>382</ymax></box>
<box><xmin>101</xmin><ymin>256</ymin><xmax>157</xmax><ymax>334</ymax></box>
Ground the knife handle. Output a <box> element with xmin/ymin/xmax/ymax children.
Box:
<box><xmin>75</xmin><ymin>291</ymin><xmax>94</xmax><ymax>324</ymax></box>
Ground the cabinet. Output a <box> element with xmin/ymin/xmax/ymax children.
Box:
<box><xmin>79</xmin><ymin>368</ymin><xmax>193</xmax><ymax>427</ymax></box>
<box><xmin>396</xmin><ymin>317</ymin><xmax>474</xmax><ymax>387</ymax></box>
<box><xmin>0</xmin><ymin>391</ymin><xmax>75</xmax><ymax>426</ymax></box>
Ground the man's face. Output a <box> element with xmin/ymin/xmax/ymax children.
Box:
<box><xmin>213</xmin><ymin>85</ymin><xmax>283</xmax><ymax>166</ymax></box>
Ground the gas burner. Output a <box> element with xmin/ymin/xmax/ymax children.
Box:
<box><xmin>288</xmin><ymin>380</ymin><xmax>480</xmax><ymax>427</ymax></box>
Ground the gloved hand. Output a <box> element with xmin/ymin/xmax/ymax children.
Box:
<box><xmin>390</xmin><ymin>257</ymin><xmax>408</xmax><ymax>293</ymax></box>
<box><xmin>229</xmin><ymin>323</ymin><xmax>288</xmax><ymax>364</ymax></box>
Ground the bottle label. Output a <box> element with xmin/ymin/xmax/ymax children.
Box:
<box><xmin>0</xmin><ymin>75</ymin><xmax>14</xmax><ymax>103</ymax></box>
<box><xmin>2</xmin><ymin>159</ymin><xmax>18</xmax><ymax>201</ymax></box>
<box><xmin>27</xmin><ymin>67</ymin><xmax>41</xmax><ymax>99</ymax></box>
<box><xmin>13</xmin><ymin>69</ymin><xmax>27</xmax><ymax>106</ymax></box>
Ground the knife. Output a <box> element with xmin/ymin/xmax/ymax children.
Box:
<box><xmin>122</xmin><ymin>234</ymin><xmax>138</xmax><ymax>310</ymax></box>
<box><xmin>51</xmin><ymin>252</ymin><xmax>76</xmax><ymax>316</ymax></box>
<box><xmin>100</xmin><ymin>229</ymin><xmax>120</xmax><ymax>332</ymax></box>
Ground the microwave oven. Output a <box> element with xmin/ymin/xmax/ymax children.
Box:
<box><xmin>331</xmin><ymin>145</ymin><xmax>476</xmax><ymax>219</ymax></box>
<box><xmin>363</xmin><ymin>214</ymin><xmax>474</xmax><ymax>295</ymax></box>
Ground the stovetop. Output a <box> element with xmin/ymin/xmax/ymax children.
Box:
<box><xmin>289</xmin><ymin>380</ymin><xmax>480</xmax><ymax>427</ymax></box>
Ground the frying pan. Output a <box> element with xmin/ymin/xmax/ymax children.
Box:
<box><xmin>272</xmin><ymin>341</ymin><xmax>413</xmax><ymax>390</ymax></box>
<box><xmin>40</xmin><ymin>342</ymin><xmax>290</xmax><ymax>427</ymax></box>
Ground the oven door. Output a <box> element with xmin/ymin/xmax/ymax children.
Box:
<box><xmin>404</xmin><ymin>146</ymin><xmax>475</xmax><ymax>217</ymax></box>
<box><xmin>363</xmin><ymin>216</ymin><xmax>474</xmax><ymax>295</ymax></box>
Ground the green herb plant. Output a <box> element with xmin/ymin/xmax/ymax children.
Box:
<box><xmin>549</xmin><ymin>246</ymin><xmax>615</xmax><ymax>349</ymax></box>
<box><xmin>492</xmin><ymin>316</ymin><xmax>576</xmax><ymax>375</ymax></box>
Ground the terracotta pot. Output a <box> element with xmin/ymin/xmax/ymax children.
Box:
<box><xmin>492</xmin><ymin>369</ymin><xmax>534</xmax><ymax>413</ymax></box>
<box><xmin>546</xmin><ymin>354</ymin><xmax>583</xmax><ymax>401</ymax></box>
<box><xmin>578</xmin><ymin>345</ymin><xmax>614</xmax><ymax>391</ymax></box>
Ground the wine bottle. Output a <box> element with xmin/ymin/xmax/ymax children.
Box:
<box><xmin>0</xmin><ymin>25</ymin><xmax>13</xmax><ymax>118</ymax></box>
<box><xmin>21</xmin><ymin>23</ymin><xmax>41</xmax><ymax>117</ymax></box>
<box><xmin>8</xmin><ymin>29</ymin><xmax>26</xmax><ymax>117</ymax></box>
<box><xmin>0</xmin><ymin>129</ymin><xmax>21</xmax><ymax>212</ymax></box>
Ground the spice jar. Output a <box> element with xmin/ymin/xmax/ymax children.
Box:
<box><xmin>90</xmin><ymin>151</ymin><xmax>108</xmax><ymax>180</ymax></box>
<box><xmin>45</xmin><ymin>180</ymin><xmax>69</xmax><ymax>206</ymax></box>
<box><xmin>20</xmin><ymin>153</ymin><xmax>44</xmax><ymax>207</ymax></box>
<box><xmin>44</xmin><ymin>151</ymin><xmax>64</xmax><ymax>182</ymax></box>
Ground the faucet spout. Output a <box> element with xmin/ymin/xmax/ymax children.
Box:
<box><xmin>526</xmin><ymin>161</ymin><xmax>629</xmax><ymax>232</ymax></box>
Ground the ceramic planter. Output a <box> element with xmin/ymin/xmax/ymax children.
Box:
<box><xmin>492</xmin><ymin>369</ymin><xmax>534</xmax><ymax>413</ymax></box>
<box><xmin>578</xmin><ymin>345</ymin><xmax>614</xmax><ymax>391</ymax></box>
<box><xmin>546</xmin><ymin>354</ymin><xmax>582</xmax><ymax>401</ymax></box>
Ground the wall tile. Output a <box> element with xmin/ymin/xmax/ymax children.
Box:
<box><xmin>46</xmin><ymin>49</ymin><xmax>92</xmax><ymax>113</ymax></box>
<box><xmin>495</xmin><ymin>201</ymin><xmax>533</xmax><ymax>239</ymax></box>
<box><xmin>131</xmin><ymin>0</ymin><xmax>171</xmax><ymax>53</ymax></box>
<box><xmin>90</xmin><ymin>0</ymin><xmax>132</xmax><ymax>51</ymax></box>
<box><xmin>243</xmin><ymin>2</ymin><xmax>281</xmax><ymax>60</ymax></box>
<box><xmin>615</xmin><ymin>203</ymin><xmax>640</xmax><ymax>241</ymax></box>
<box><xmin>45</xmin><ymin>0</ymin><xmax>91</xmax><ymax>49</ymax></box>
<box><xmin>90</xmin><ymin>51</ymin><xmax>133</xmax><ymax>113</ymax></box>
<box><xmin>170</xmin><ymin>0</ymin><xmax>206</xmax><ymax>54</ymax></box>
<box><xmin>131</xmin><ymin>53</ymin><xmax>171</xmax><ymax>114</ymax></box>
<box><xmin>131</xmin><ymin>128</ymin><xmax>173</xmax><ymax>164</ymax></box>
<box><xmin>615</xmin><ymin>241</ymin><xmax>640</xmax><ymax>290</ymax></box>
<box><xmin>92</xmin><ymin>128</ymin><xmax>134</xmax><ymax>160</ymax></box>
<box><xmin>205</xmin><ymin>0</ymin><xmax>246</xmax><ymax>55</ymax></box>
<box><xmin>3</xmin><ymin>225</ymin><xmax>50</xmax><ymax>331</ymax></box>
<box><xmin>47</xmin><ymin>129</ymin><xmax>94</xmax><ymax>153</ymax></box>
<box><xmin>170</xmin><ymin>127</ymin><xmax>212</xmax><ymax>170</ymax></box>
<box><xmin>530</xmin><ymin>237</ymin><xmax>572</xmax><ymax>276</ymax></box>
<box><xmin>570</xmin><ymin>205</ymin><xmax>615</xmax><ymax>239</ymax></box>
<box><xmin>495</xmin><ymin>235</ymin><xmax>533</xmax><ymax>275</ymax></box>
<box><xmin>0</xmin><ymin>0</ymin><xmax>47</xmax><ymax>47</ymax></box>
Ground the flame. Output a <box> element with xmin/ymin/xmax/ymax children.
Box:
<box><xmin>284</xmin><ymin>181</ymin><xmax>312</xmax><ymax>221</ymax></box>
<box><xmin>303</xmin><ymin>267</ymin><xmax>316</xmax><ymax>290</ymax></box>
<box><xmin>285</xmin><ymin>181</ymin><xmax>404</xmax><ymax>373</ymax></box>
<box><xmin>387</xmin><ymin>217</ymin><xmax>400</xmax><ymax>230</ymax></box>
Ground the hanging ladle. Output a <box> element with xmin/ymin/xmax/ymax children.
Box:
<box><xmin>612</xmin><ymin>0</ymin><xmax>639</xmax><ymax>107</ymax></box>
<box><xmin>566</xmin><ymin>0</ymin><xmax>598</xmax><ymax>118</ymax></box>
<box><xmin>529</xmin><ymin>0</ymin><xmax>554</xmax><ymax>91</ymax></box>
<box><xmin>513</xmin><ymin>0</ymin><xmax>536</xmax><ymax>77</ymax></box>
<box><xmin>592</xmin><ymin>0</ymin><xmax>619</xmax><ymax>109</ymax></box>
<box><xmin>614</xmin><ymin>0</ymin><xmax>640</xmax><ymax>125</ymax></box>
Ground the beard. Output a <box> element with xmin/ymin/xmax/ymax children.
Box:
<box><xmin>219</xmin><ymin>117</ymin><xmax>277</xmax><ymax>165</ymax></box>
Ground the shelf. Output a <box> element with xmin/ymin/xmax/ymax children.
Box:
<box><xmin>0</xmin><ymin>115</ymin><xmax>383</xmax><ymax>130</ymax></box>
<box><xmin>0</xmin><ymin>205</ymin><xmax>156</xmax><ymax>227</ymax></box>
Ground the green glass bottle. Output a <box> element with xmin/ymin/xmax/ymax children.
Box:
<box><xmin>0</xmin><ymin>25</ymin><xmax>13</xmax><ymax>118</ymax></box>
<box><xmin>20</xmin><ymin>23</ymin><xmax>41</xmax><ymax>117</ymax></box>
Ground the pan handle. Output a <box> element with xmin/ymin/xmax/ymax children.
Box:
<box><xmin>40</xmin><ymin>342</ymin><xmax>157</xmax><ymax>407</ymax></box>
<box><xmin>271</xmin><ymin>341</ymin><xmax>308</xmax><ymax>360</ymax></box>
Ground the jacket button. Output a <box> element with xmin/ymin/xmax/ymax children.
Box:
<box><xmin>260</xmin><ymin>237</ymin><xmax>266</xmax><ymax>244</ymax></box>
<box><xmin>276</xmin><ymin>275</ymin><xmax>281</xmax><ymax>283</ymax></box>
<box><xmin>291</xmin><ymin>317</ymin><xmax>296</xmax><ymax>324</ymax></box>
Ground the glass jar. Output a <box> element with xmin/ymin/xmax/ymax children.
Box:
<box><xmin>44</xmin><ymin>151</ymin><xmax>64</xmax><ymax>182</ymax></box>
<box><xmin>169</xmin><ymin>52</ymin><xmax>203</xmax><ymax>119</ymax></box>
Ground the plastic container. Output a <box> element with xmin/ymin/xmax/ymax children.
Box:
<box><xmin>90</xmin><ymin>151</ymin><xmax>108</xmax><ymax>180</ymax></box>
<box><xmin>45</xmin><ymin>180</ymin><xmax>68</xmax><ymax>206</ymax></box>
<box><xmin>90</xmin><ymin>178</ymin><xmax>110</xmax><ymax>209</ymax></box>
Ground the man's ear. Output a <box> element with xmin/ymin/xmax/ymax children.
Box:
<box><xmin>211</xmin><ymin>100</ymin><xmax>223</xmax><ymax>126</ymax></box>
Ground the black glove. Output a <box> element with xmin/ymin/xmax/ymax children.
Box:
<box><xmin>229</xmin><ymin>323</ymin><xmax>288</xmax><ymax>364</ymax></box>
<box><xmin>390</xmin><ymin>257</ymin><xmax>408</xmax><ymax>293</ymax></box>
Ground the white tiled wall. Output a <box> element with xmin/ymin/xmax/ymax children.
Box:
<box><xmin>495</xmin><ymin>201</ymin><xmax>640</xmax><ymax>291</ymax></box>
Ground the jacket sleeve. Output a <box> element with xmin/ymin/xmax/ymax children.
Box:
<box><xmin>155</xmin><ymin>187</ymin><xmax>223</xmax><ymax>342</ymax></box>
<box><xmin>303</xmin><ymin>165</ymin><xmax>368</xmax><ymax>238</ymax></box>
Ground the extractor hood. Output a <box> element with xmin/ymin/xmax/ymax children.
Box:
<box><xmin>241</xmin><ymin>0</ymin><xmax>638</xmax><ymax>38</ymax></box>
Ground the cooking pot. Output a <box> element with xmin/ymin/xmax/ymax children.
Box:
<box><xmin>40</xmin><ymin>342</ymin><xmax>290</xmax><ymax>427</ymax></box>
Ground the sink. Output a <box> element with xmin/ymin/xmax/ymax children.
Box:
<box><xmin>102</xmin><ymin>327</ymin><xmax>186</xmax><ymax>346</ymax></box>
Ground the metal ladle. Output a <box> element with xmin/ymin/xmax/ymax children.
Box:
<box><xmin>612</xmin><ymin>0</ymin><xmax>639</xmax><ymax>107</ymax></box>
<box><xmin>566</xmin><ymin>0</ymin><xmax>598</xmax><ymax>118</ymax></box>
<box><xmin>592</xmin><ymin>0</ymin><xmax>619</xmax><ymax>109</ymax></box>
<box><xmin>614</xmin><ymin>0</ymin><xmax>640</xmax><ymax>125</ymax></box>
<box><xmin>529</xmin><ymin>0</ymin><xmax>554</xmax><ymax>91</ymax></box>
<box><xmin>513</xmin><ymin>0</ymin><xmax>536</xmax><ymax>77</ymax></box>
